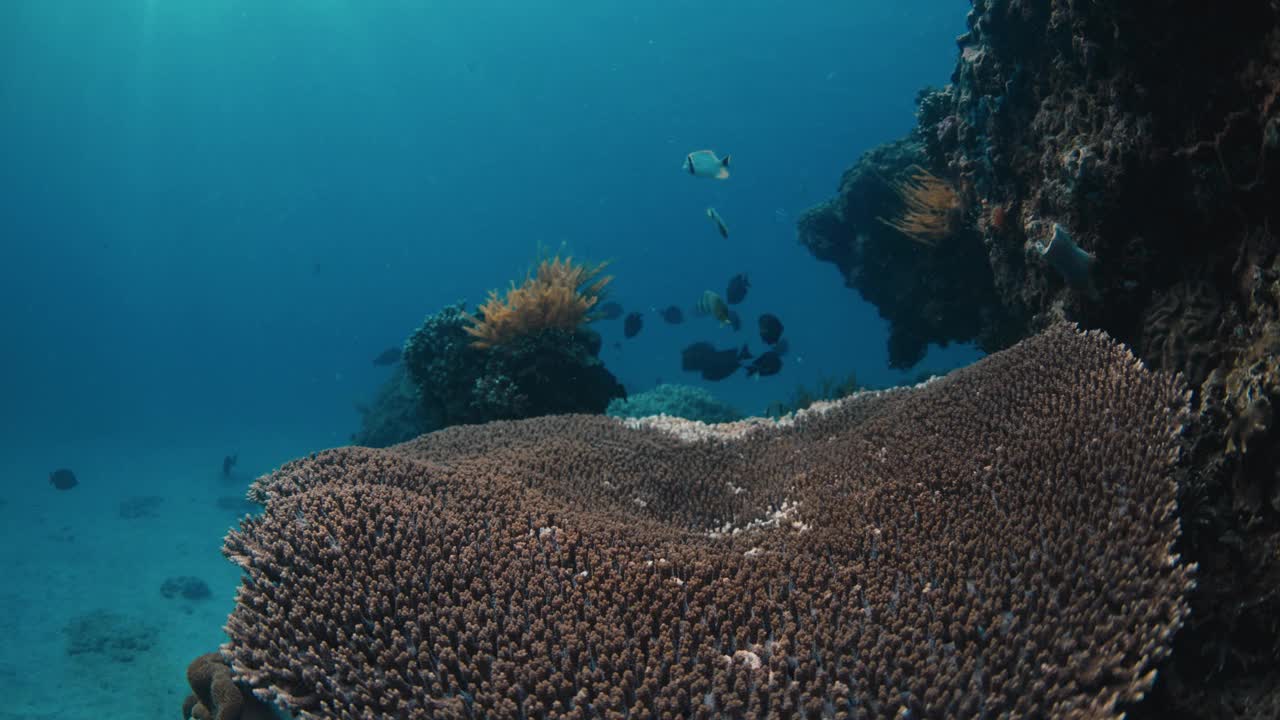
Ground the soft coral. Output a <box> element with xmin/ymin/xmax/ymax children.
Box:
<box><xmin>465</xmin><ymin>255</ymin><xmax>611</xmax><ymax>349</ymax></box>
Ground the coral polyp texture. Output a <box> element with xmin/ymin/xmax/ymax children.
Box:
<box><xmin>224</xmin><ymin>324</ymin><xmax>1191</xmax><ymax>719</ymax></box>
<box><xmin>466</xmin><ymin>255</ymin><xmax>612</xmax><ymax>350</ymax></box>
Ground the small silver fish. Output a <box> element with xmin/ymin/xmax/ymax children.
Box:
<box><xmin>706</xmin><ymin>207</ymin><xmax>729</xmax><ymax>238</ymax></box>
<box><xmin>683</xmin><ymin>150</ymin><xmax>731</xmax><ymax>179</ymax></box>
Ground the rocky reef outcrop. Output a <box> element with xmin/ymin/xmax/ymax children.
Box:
<box><xmin>799</xmin><ymin>2</ymin><xmax>1280</xmax><ymax>715</ymax></box>
<box><xmin>353</xmin><ymin>302</ymin><xmax>624</xmax><ymax>445</ymax></box>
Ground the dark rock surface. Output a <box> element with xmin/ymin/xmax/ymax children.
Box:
<box><xmin>799</xmin><ymin>3</ymin><xmax>1280</xmax><ymax>716</ymax></box>
<box><xmin>354</xmin><ymin>302</ymin><xmax>625</xmax><ymax>445</ymax></box>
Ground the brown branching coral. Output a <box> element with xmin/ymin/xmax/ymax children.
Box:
<box><xmin>223</xmin><ymin>323</ymin><xmax>1192</xmax><ymax>719</ymax></box>
<box><xmin>464</xmin><ymin>255</ymin><xmax>611</xmax><ymax>349</ymax></box>
<box><xmin>876</xmin><ymin>164</ymin><xmax>962</xmax><ymax>246</ymax></box>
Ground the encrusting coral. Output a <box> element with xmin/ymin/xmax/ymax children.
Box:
<box><xmin>465</xmin><ymin>255</ymin><xmax>612</xmax><ymax>349</ymax></box>
<box><xmin>182</xmin><ymin>652</ymin><xmax>274</xmax><ymax>720</ymax></box>
<box><xmin>224</xmin><ymin>323</ymin><xmax>1191</xmax><ymax>719</ymax></box>
<box><xmin>875</xmin><ymin>164</ymin><xmax>961</xmax><ymax>246</ymax></box>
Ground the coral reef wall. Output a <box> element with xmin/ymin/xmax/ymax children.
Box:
<box><xmin>800</xmin><ymin>2</ymin><xmax>1280</xmax><ymax>716</ymax></box>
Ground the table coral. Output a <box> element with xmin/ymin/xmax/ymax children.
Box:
<box><xmin>222</xmin><ymin>323</ymin><xmax>1191</xmax><ymax>719</ymax></box>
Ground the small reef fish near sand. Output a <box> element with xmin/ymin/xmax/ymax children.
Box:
<box><xmin>705</xmin><ymin>207</ymin><xmax>729</xmax><ymax>238</ymax></box>
<box><xmin>696</xmin><ymin>290</ymin><xmax>732</xmax><ymax>327</ymax></box>
<box><xmin>683</xmin><ymin>150</ymin><xmax>731</xmax><ymax>179</ymax></box>
<box><xmin>49</xmin><ymin>468</ymin><xmax>78</xmax><ymax>490</ymax></box>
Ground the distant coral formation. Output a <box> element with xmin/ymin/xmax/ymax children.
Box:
<box><xmin>606</xmin><ymin>383</ymin><xmax>743</xmax><ymax>424</ymax></box>
<box><xmin>64</xmin><ymin>610</ymin><xmax>157</xmax><ymax>664</ymax></box>
<box><xmin>402</xmin><ymin>300</ymin><xmax>622</xmax><ymax>430</ymax></box>
<box><xmin>160</xmin><ymin>575</ymin><xmax>212</xmax><ymax>602</ymax></box>
<box><xmin>353</xmin><ymin>257</ymin><xmax>624</xmax><ymax>445</ymax></box>
<box><xmin>224</xmin><ymin>324</ymin><xmax>1190</xmax><ymax>719</ymax></box>
<box><xmin>764</xmin><ymin>370</ymin><xmax>865</xmax><ymax>417</ymax></box>
<box><xmin>350</xmin><ymin>365</ymin><xmax>426</xmax><ymax>447</ymax></box>
<box><xmin>465</xmin><ymin>255</ymin><xmax>611</xmax><ymax>349</ymax></box>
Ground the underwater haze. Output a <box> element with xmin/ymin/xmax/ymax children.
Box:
<box><xmin>0</xmin><ymin>1</ymin><xmax>971</xmax><ymax>717</ymax></box>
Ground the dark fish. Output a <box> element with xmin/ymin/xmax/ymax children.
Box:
<box><xmin>726</xmin><ymin>273</ymin><xmax>750</xmax><ymax>304</ymax></box>
<box><xmin>660</xmin><ymin>305</ymin><xmax>684</xmax><ymax>324</ymax></box>
<box><xmin>682</xmin><ymin>342</ymin><xmax>750</xmax><ymax>382</ymax></box>
<box><xmin>758</xmin><ymin>313</ymin><xmax>784</xmax><ymax>345</ymax></box>
<box><xmin>727</xmin><ymin>309</ymin><xmax>741</xmax><ymax>332</ymax></box>
<box><xmin>596</xmin><ymin>301</ymin><xmax>624</xmax><ymax>320</ymax></box>
<box><xmin>222</xmin><ymin>454</ymin><xmax>238</xmax><ymax>478</ymax></box>
<box><xmin>624</xmin><ymin>312</ymin><xmax>644</xmax><ymax>339</ymax></box>
<box><xmin>773</xmin><ymin>337</ymin><xmax>790</xmax><ymax>356</ymax></box>
<box><xmin>701</xmin><ymin>357</ymin><xmax>742</xmax><ymax>381</ymax></box>
<box><xmin>681</xmin><ymin>342</ymin><xmax>716</xmax><ymax>372</ymax></box>
<box><xmin>372</xmin><ymin>347</ymin><xmax>402</xmax><ymax>366</ymax></box>
<box><xmin>49</xmin><ymin>468</ymin><xmax>78</xmax><ymax>490</ymax></box>
<box><xmin>746</xmin><ymin>350</ymin><xmax>783</xmax><ymax>377</ymax></box>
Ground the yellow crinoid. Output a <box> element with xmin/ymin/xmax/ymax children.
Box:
<box><xmin>876</xmin><ymin>165</ymin><xmax>961</xmax><ymax>247</ymax></box>
<box><xmin>465</xmin><ymin>255</ymin><xmax>612</xmax><ymax>349</ymax></box>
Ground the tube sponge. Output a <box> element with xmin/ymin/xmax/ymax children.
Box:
<box><xmin>1035</xmin><ymin>223</ymin><xmax>1097</xmax><ymax>297</ymax></box>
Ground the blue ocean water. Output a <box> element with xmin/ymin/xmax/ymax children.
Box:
<box><xmin>0</xmin><ymin>1</ymin><xmax>973</xmax><ymax>716</ymax></box>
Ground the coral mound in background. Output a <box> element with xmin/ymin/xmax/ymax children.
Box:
<box><xmin>404</xmin><ymin>302</ymin><xmax>623</xmax><ymax>426</ymax></box>
<box><xmin>222</xmin><ymin>324</ymin><xmax>1190</xmax><ymax>719</ymax></box>
<box><xmin>606</xmin><ymin>383</ymin><xmax>744</xmax><ymax>424</ymax></box>
<box><xmin>353</xmin><ymin>300</ymin><xmax>624</xmax><ymax>446</ymax></box>
<box><xmin>353</xmin><ymin>255</ymin><xmax>625</xmax><ymax>446</ymax></box>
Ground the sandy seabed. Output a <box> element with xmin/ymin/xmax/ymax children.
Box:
<box><xmin>0</xmin><ymin>428</ymin><xmax>334</xmax><ymax>720</ymax></box>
